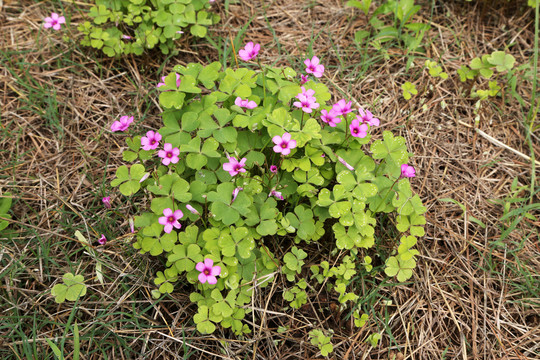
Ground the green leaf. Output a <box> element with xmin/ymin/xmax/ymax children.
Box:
<box><xmin>384</xmin><ymin>256</ymin><xmax>416</xmax><ymax>282</ymax></box>
<box><xmin>51</xmin><ymin>273</ymin><xmax>87</xmax><ymax>303</ymax></box>
<box><xmin>401</xmin><ymin>81</ymin><xmax>417</xmax><ymax>100</ymax></box>
<box><xmin>159</xmin><ymin>91</ymin><xmax>186</xmax><ymax>109</ymax></box>
<box><xmin>487</xmin><ymin>51</ymin><xmax>515</xmax><ymax>72</ymax></box>
<box><xmin>370</xmin><ymin>131</ymin><xmax>408</xmax><ymax>176</ymax></box>
<box><xmin>178</xmin><ymin>75</ymin><xmax>201</xmax><ymax>93</ymax></box>
<box><xmin>111</xmin><ymin>164</ymin><xmax>146</xmax><ymax>196</ymax></box>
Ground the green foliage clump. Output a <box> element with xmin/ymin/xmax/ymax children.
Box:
<box><xmin>78</xmin><ymin>0</ymin><xmax>220</xmax><ymax>56</ymax></box>
<box><xmin>457</xmin><ymin>50</ymin><xmax>517</xmax><ymax>121</ymax></box>
<box><xmin>347</xmin><ymin>0</ymin><xmax>430</xmax><ymax>52</ymax></box>
<box><xmin>309</xmin><ymin>329</ymin><xmax>334</xmax><ymax>357</ymax></box>
<box><xmin>112</xmin><ymin>57</ymin><xmax>426</xmax><ymax>337</ymax></box>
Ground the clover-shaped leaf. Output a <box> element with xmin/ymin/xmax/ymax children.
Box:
<box><xmin>51</xmin><ymin>273</ymin><xmax>87</xmax><ymax>303</ymax></box>
<box><xmin>170</xmin><ymin>243</ymin><xmax>202</xmax><ymax>273</ymax></box>
<box><xmin>401</xmin><ymin>81</ymin><xmax>418</xmax><ymax>100</ymax></box>
<box><xmin>384</xmin><ymin>256</ymin><xmax>416</xmax><ymax>282</ymax></box>
<box><xmin>111</xmin><ymin>164</ymin><xmax>146</xmax><ymax>196</ymax></box>
<box><xmin>219</xmin><ymin>226</ymin><xmax>255</xmax><ymax>259</ymax></box>
<box><xmin>193</xmin><ymin>306</ymin><xmax>216</xmax><ymax>334</ymax></box>
<box><xmin>370</xmin><ymin>131</ymin><xmax>408</xmax><ymax>176</ymax></box>
<box><xmin>487</xmin><ymin>51</ymin><xmax>515</xmax><ymax>72</ymax></box>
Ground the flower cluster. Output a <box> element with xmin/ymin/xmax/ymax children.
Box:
<box><xmin>110</xmin><ymin>51</ymin><xmax>425</xmax><ymax>339</ymax></box>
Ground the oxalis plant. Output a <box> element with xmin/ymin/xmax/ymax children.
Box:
<box><xmin>111</xmin><ymin>42</ymin><xmax>426</xmax><ymax>337</ymax></box>
<box><xmin>78</xmin><ymin>0</ymin><xmax>220</xmax><ymax>56</ymax></box>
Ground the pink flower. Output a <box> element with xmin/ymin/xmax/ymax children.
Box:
<box><xmin>401</xmin><ymin>164</ymin><xmax>416</xmax><ymax>178</ymax></box>
<box><xmin>158</xmin><ymin>143</ymin><xmax>180</xmax><ymax>166</ymax></box>
<box><xmin>300</xmin><ymin>74</ymin><xmax>309</xmax><ymax>85</ymax></box>
<box><xmin>186</xmin><ymin>204</ymin><xmax>199</xmax><ymax>215</ymax></box>
<box><xmin>209</xmin><ymin>0</ymin><xmax>215</xmax><ymax>3</ymax></box>
<box><xmin>357</xmin><ymin>107</ymin><xmax>380</xmax><ymax>127</ymax></box>
<box><xmin>157</xmin><ymin>73</ymin><xmax>181</xmax><ymax>89</ymax></box>
<box><xmin>158</xmin><ymin>208</ymin><xmax>183</xmax><ymax>234</ymax></box>
<box><xmin>239</xmin><ymin>42</ymin><xmax>260</xmax><ymax>62</ymax></box>
<box><xmin>338</xmin><ymin>156</ymin><xmax>355</xmax><ymax>171</ymax></box>
<box><xmin>272</xmin><ymin>133</ymin><xmax>297</xmax><ymax>156</ymax></box>
<box><xmin>44</xmin><ymin>13</ymin><xmax>66</xmax><ymax>31</ymax></box>
<box><xmin>139</xmin><ymin>172</ymin><xmax>150</xmax><ymax>183</ymax></box>
<box><xmin>223</xmin><ymin>157</ymin><xmax>247</xmax><ymax>176</ymax></box>
<box><xmin>269</xmin><ymin>190</ymin><xmax>283</xmax><ymax>200</ymax></box>
<box><xmin>102</xmin><ymin>196</ymin><xmax>111</xmax><ymax>209</ymax></box>
<box><xmin>332</xmin><ymin>99</ymin><xmax>353</xmax><ymax>116</ymax></box>
<box><xmin>304</xmin><ymin>56</ymin><xmax>324</xmax><ymax>78</ymax></box>
<box><xmin>235</xmin><ymin>97</ymin><xmax>257</xmax><ymax>110</ymax></box>
<box><xmin>293</xmin><ymin>92</ymin><xmax>319</xmax><ymax>113</ymax></box>
<box><xmin>98</xmin><ymin>234</ymin><xmax>107</xmax><ymax>245</ymax></box>
<box><xmin>122</xmin><ymin>35</ymin><xmax>132</xmax><ymax>40</ymax></box>
<box><xmin>296</xmin><ymin>86</ymin><xmax>315</xmax><ymax>99</ymax></box>
<box><xmin>141</xmin><ymin>130</ymin><xmax>162</xmax><ymax>150</ymax></box>
<box><xmin>196</xmin><ymin>258</ymin><xmax>221</xmax><ymax>285</ymax></box>
<box><xmin>231</xmin><ymin>187</ymin><xmax>243</xmax><ymax>204</ymax></box>
<box><xmin>129</xmin><ymin>218</ymin><xmax>135</xmax><ymax>233</ymax></box>
<box><xmin>110</xmin><ymin>115</ymin><xmax>134</xmax><ymax>132</ymax></box>
<box><xmin>349</xmin><ymin>119</ymin><xmax>368</xmax><ymax>138</ymax></box>
<box><xmin>320</xmin><ymin>109</ymin><xmax>341</xmax><ymax>127</ymax></box>
<box><xmin>270</xmin><ymin>165</ymin><xmax>278</xmax><ymax>173</ymax></box>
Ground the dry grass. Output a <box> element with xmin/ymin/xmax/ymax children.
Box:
<box><xmin>1</xmin><ymin>0</ymin><xmax>539</xmax><ymax>359</ymax></box>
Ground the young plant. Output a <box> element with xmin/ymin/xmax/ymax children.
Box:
<box><xmin>347</xmin><ymin>0</ymin><xmax>430</xmax><ymax>53</ymax></box>
<box><xmin>111</xmin><ymin>46</ymin><xmax>426</xmax><ymax>336</ymax></box>
<box><xmin>78</xmin><ymin>0</ymin><xmax>220</xmax><ymax>56</ymax></box>
<box><xmin>309</xmin><ymin>329</ymin><xmax>334</xmax><ymax>357</ymax></box>
<box><xmin>51</xmin><ymin>273</ymin><xmax>87</xmax><ymax>303</ymax></box>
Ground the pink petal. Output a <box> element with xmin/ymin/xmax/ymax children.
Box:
<box><xmin>58</xmin><ymin>16</ymin><xmax>66</xmax><ymax>24</ymax></box>
<box><xmin>223</xmin><ymin>163</ymin><xmax>233</xmax><ymax>172</ymax></box>
<box><xmin>173</xmin><ymin>210</ymin><xmax>183</xmax><ymax>219</ymax></box>
<box><xmin>273</xmin><ymin>145</ymin><xmax>282</xmax><ymax>153</ymax></box>
<box><xmin>163</xmin><ymin>208</ymin><xmax>173</xmax><ymax>217</ymax></box>
<box><xmin>235</xmin><ymin>97</ymin><xmax>243</xmax><ymax>107</ymax></box>
<box><xmin>281</xmin><ymin>148</ymin><xmax>291</xmax><ymax>156</ymax></box>
<box><xmin>196</xmin><ymin>262</ymin><xmax>206</xmax><ymax>272</ymax></box>
<box><xmin>163</xmin><ymin>143</ymin><xmax>172</xmax><ymax>151</ymax></box>
<box><xmin>238</xmin><ymin>50</ymin><xmax>249</xmax><ymax>61</ymax></box>
<box><xmin>204</xmin><ymin>258</ymin><xmax>214</xmax><ymax>268</ymax></box>
<box><xmin>289</xmin><ymin>139</ymin><xmax>297</xmax><ymax>149</ymax></box>
<box><xmin>272</xmin><ymin>135</ymin><xmax>282</xmax><ymax>145</ymax></box>
<box><xmin>211</xmin><ymin>265</ymin><xmax>221</xmax><ymax>276</ymax></box>
<box><xmin>282</xmin><ymin>132</ymin><xmax>291</xmax><ymax>141</ymax></box>
<box><xmin>164</xmin><ymin>223</ymin><xmax>173</xmax><ymax>233</ymax></box>
<box><xmin>206</xmin><ymin>275</ymin><xmax>217</xmax><ymax>285</ymax></box>
<box><xmin>198</xmin><ymin>273</ymin><xmax>207</xmax><ymax>284</ymax></box>
<box><xmin>158</xmin><ymin>216</ymin><xmax>168</xmax><ymax>225</ymax></box>
<box><xmin>51</xmin><ymin>13</ymin><xmax>59</xmax><ymax>20</ymax></box>
<box><xmin>110</xmin><ymin>121</ymin><xmax>122</xmax><ymax>132</ymax></box>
